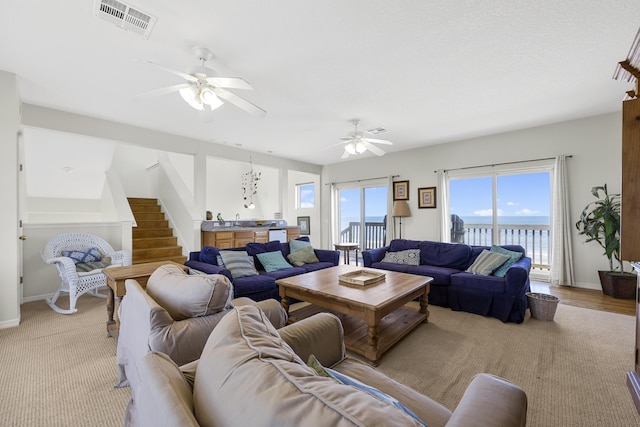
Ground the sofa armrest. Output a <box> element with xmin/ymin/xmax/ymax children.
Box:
<box><xmin>362</xmin><ymin>246</ymin><xmax>390</xmax><ymax>267</ymax></box>
<box><xmin>187</xmin><ymin>251</ymin><xmax>201</xmax><ymax>262</ymax></box>
<box><xmin>277</xmin><ymin>313</ymin><xmax>345</xmax><ymax>368</ymax></box>
<box><xmin>233</xmin><ymin>297</ymin><xmax>288</xmax><ymax>329</ymax></box>
<box><xmin>314</xmin><ymin>248</ymin><xmax>341</xmax><ymax>265</ymax></box>
<box><xmin>446</xmin><ymin>373</ymin><xmax>527</xmax><ymax>427</ymax></box>
<box><xmin>183</xmin><ymin>260</ymin><xmax>232</xmax><ymax>281</ymax></box>
<box><xmin>504</xmin><ymin>257</ymin><xmax>532</xmax><ymax>296</ymax></box>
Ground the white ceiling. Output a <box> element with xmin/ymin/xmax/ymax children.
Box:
<box><xmin>2</xmin><ymin>1</ymin><xmax>639</xmax><ymax>166</ymax></box>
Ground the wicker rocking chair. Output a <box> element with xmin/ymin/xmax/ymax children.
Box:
<box><xmin>41</xmin><ymin>233</ymin><xmax>132</xmax><ymax>314</ymax></box>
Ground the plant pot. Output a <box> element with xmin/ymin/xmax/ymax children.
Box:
<box><xmin>597</xmin><ymin>271</ymin><xmax>637</xmax><ymax>299</ymax></box>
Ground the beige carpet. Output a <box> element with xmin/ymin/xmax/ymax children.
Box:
<box><xmin>1</xmin><ymin>296</ymin><xmax>638</xmax><ymax>426</ymax></box>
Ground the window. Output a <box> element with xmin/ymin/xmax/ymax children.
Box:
<box><xmin>296</xmin><ymin>182</ymin><xmax>315</xmax><ymax>209</ymax></box>
<box><xmin>447</xmin><ymin>165</ymin><xmax>552</xmax><ymax>274</ymax></box>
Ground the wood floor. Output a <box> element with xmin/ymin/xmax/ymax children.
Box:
<box><xmin>530</xmin><ymin>281</ymin><xmax>636</xmax><ymax>316</ymax></box>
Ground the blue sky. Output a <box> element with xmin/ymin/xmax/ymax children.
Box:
<box><xmin>450</xmin><ymin>172</ymin><xmax>551</xmax><ymax>217</ymax></box>
<box><xmin>338</xmin><ymin>172</ymin><xmax>550</xmax><ymax>223</ymax></box>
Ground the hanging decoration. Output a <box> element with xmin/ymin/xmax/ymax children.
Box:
<box><xmin>242</xmin><ymin>156</ymin><xmax>261</xmax><ymax>209</ymax></box>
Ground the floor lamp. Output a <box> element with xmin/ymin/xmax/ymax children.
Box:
<box><xmin>392</xmin><ymin>200</ymin><xmax>411</xmax><ymax>239</ymax></box>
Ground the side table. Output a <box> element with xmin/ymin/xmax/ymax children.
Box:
<box><xmin>333</xmin><ymin>242</ymin><xmax>360</xmax><ymax>266</ymax></box>
<box><xmin>103</xmin><ymin>260</ymin><xmax>189</xmax><ymax>337</ymax></box>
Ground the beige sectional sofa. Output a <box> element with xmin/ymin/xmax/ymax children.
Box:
<box><xmin>131</xmin><ymin>305</ymin><xmax>528</xmax><ymax>427</ymax></box>
<box><xmin>115</xmin><ymin>264</ymin><xmax>288</xmax><ymax>424</ymax></box>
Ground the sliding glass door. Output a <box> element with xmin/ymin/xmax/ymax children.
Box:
<box><xmin>449</xmin><ymin>170</ymin><xmax>551</xmax><ymax>271</ymax></box>
<box><xmin>336</xmin><ymin>183</ymin><xmax>388</xmax><ymax>250</ymax></box>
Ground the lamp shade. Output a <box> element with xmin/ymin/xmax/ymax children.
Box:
<box><xmin>392</xmin><ymin>200</ymin><xmax>411</xmax><ymax>217</ymax></box>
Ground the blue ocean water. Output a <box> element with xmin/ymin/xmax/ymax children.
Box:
<box><xmin>460</xmin><ymin>216</ymin><xmax>550</xmax><ymax>225</ymax></box>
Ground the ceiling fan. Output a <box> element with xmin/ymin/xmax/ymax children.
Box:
<box><xmin>140</xmin><ymin>47</ymin><xmax>266</xmax><ymax>120</ymax></box>
<box><xmin>339</xmin><ymin>119</ymin><xmax>392</xmax><ymax>159</ymax></box>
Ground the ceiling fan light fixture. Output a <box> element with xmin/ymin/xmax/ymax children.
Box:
<box><xmin>345</xmin><ymin>142</ymin><xmax>357</xmax><ymax>154</ymax></box>
<box><xmin>199</xmin><ymin>87</ymin><xmax>223</xmax><ymax>109</ymax></box>
<box><xmin>179</xmin><ymin>86</ymin><xmax>204</xmax><ymax>110</ymax></box>
<box><xmin>355</xmin><ymin>141</ymin><xmax>367</xmax><ymax>153</ymax></box>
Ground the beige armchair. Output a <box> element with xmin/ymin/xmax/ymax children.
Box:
<box><xmin>115</xmin><ymin>264</ymin><xmax>287</xmax><ymax>391</ymax></box>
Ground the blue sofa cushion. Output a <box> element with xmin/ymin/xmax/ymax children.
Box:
<box><xmin>299</xmin><ymin>261</ymin><xmax>337</xmax><ymax>273</ymax></box>
<box><xmin>256</xmin><ymin>251</ymin><xmax>294</xmax><ymax>272</ymax></box>
<box><xmin>199</xmin><ymin>246</ymin><xmax>221</xmax><ymax>265</ymax></box>
<box><xmin>370</xmin><ymin>262</ymin><xmax>410</xmax><ymax>273</ymax></box>
<box><xmin>261</xmin><ymin>266</ymin><xmax>307</xmax><ymax>280</ymax></box>
<box><xmin>419</xmin><ymin>241</ymin><xmax>471</xmax><ymax>269</ymax></box>
<box><xmin>247</xmin><ymin>241</ymin><xmax>284</xmax><ymax>270</ymax></box>
<box><xmin>389</xmin><ymin>239</ymin><xmax>421</xmax><ymax>252</ymax></box>
<box><xmin>232</xmin><ymin>274</ymin><xmax>278</xmax><ymax>297</ymax></box>
<box><xmin>405</xmin><ymin>265</ymin><xmax>462</xmax><ymax>286</ymax></box>
<box><xmin>490</xmin><ymin>245</ymin><xmax>524</xmax><ymax>277</ymax></box>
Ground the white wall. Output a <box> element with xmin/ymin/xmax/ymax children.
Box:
<box><xmin>322</xmin><ymin>112</ymin><xmax>621</xmax><ymax>290</ymax></box>
<box><xmin>0</xmin><ymin>71</ymin><xmax>20</xmax><ymax>327</ymax></box>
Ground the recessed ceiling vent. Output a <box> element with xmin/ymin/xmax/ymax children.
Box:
<box><xmin>93</xmin><ymin>0</ymin><xmax>157</xmax><ymax>39</ymax></box>
<box><xmin>367</xmin><ymin>127</ymin><xmax>388</xmax><ymax>135</ymax></box>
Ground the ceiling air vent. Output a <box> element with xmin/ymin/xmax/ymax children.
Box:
<box><xmin>367</xmin><ymin>127</ymin><xmax>388</xmax><ymax>135</ymax></box>
<box><xmin>93</xmin><ymin>0</ymin><xmax>157</xmax><ymax>39</ymax></box>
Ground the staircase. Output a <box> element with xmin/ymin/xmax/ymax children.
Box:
<box><xmin>128</xmin><ymin>198</ymin><xmax>187</xmax><ymax>265</ymax></box>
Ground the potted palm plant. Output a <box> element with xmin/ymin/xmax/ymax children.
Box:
<box><xmin>575</xmin><ymin>184</ymin><xmax>636</xmax><ymax>299</ymax></box>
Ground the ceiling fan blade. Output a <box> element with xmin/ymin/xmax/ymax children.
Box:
<box><xmin>134</xmin><ymin>83</ymin><xmax>190</xmax><ymax>98</ymax></box>
<box><xmin>215</xmin><ymin>88</ymin><xmax>266</xmax><ymax>117</ymax></box>
<box><xmin>364</xmin><ymin>137</ymin><xmax>393</xmax><ymax>145</ymax></box>
<box><xmin>361</xmin><ymin>141</ymin><xmax>386</xmax><ymax>156</ymax></box>
<box><xmin>206</xmin><ymin>76</ymin><xmax>253</xmax><ymax>90</ymax></box>
<box><xmin>145</xmin><ymin>60</ymin><xmax>198</xmax><ymax>83</ymax></box>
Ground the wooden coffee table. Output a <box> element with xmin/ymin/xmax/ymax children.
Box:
<box><xmin>103</xmin><ymin>260</ymin><xmax>188</xmax><ymax>336</ymax></box>
<box><xmin>277</xmin><ymin>265</ymin><xmax>432</xmax><ymax>365</ymax></box>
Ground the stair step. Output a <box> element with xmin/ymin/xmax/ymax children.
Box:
<box><xmin>130</xmin><ymin>204</ymin><xmax>161</xmax><ymax>213</ymax></box>
<box><xmin>133</xmin><ymin>212</ymin><xmax>166</xmax><ymax>221</ymax></box>
<box><xmin>133</xmin><ymin>246</ymin><xmax>184</xmax><ymax>262</ymax></box>
<box><xmin>135</xmin><ymin>220</ymin><xmax>169</xmax><ymax>229</ymax></box>
<box><xmin>132</xmin><ymin>256</ymin><xmax>188</xmax><ymax>265</ymax></box>
<box><xmin>133</xmin><ymin>228</ymin><xmax>174</xmax><ymax>239</ymax></box>
<box><xmin>133</xmin><ymin>236</ymin><xmax>178</xmax><ymax>249</ymax></box>
<box><xmin>128</xmin><ymin>197</ymin><xmax>159</xmax><ymax>205</ymax></box>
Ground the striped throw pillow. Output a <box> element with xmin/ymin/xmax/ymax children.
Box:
<box><xmin>466</xmin><ymin>250</ymin><xmax>509</xmax><ymax>276</ymax></box>
<box><xmin>220</xmin><ymin>251</ymin><xmax>259</xmax><ymax>279</ymax></box>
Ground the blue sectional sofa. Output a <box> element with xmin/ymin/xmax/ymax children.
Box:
<box><xmin>185</xmin><ymin>237</ymin><xmax>340</xmax><ymax>302</ymax></box>
<box><xmin>362</xmin><ymin>239</ymin><xmax>532</xmax><ymax>323</ymax></box>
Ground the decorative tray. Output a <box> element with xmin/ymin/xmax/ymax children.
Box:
<box><xmin>338</xmin><ymin>269</ymin><xmax>386</xmax><ymax>286</ymax></box>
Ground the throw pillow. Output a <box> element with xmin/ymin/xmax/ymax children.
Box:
<box><xmin>146</xmin><ymin>264</ymin><xmax>233</xmax><ymax>321</ymax></box>
<box><xmin>306</xmin><ymin>355</ymin><xmax>427</xmax><ymax>426</ymax></box>
<box><xmin>256</xmin><ymin>251</ymin><xmax>294</xmax><ymax>272</ymax></box>
<box><xmin>287</xmin><ymin>246</ymin><xmax>319</xmax><ymax>266</ymax></box>
<box><xmin>380</xmin><ymin>249</ymin><xmax>420</xmax><ymax>266</ymax></box>
<box><xmin>199</xmin><ymin>246</ymin><xmax>221</xmax><ymax>265</ymax></box>
<box><xmin>75</xmin><ymin>260</ymin><xmax>111</xmax><ymax>273</ymax></box>
<box><xmin>466</xmin><ymin>249</ymin><xmax>510</xmax><ymax>276</ymax></box>
<box><xmin>247</xmin><ymin>241</ymin><xmax>284</xmax><ymax>270</ymax></box>
<box><xmin>289</xmin><ymin>238</ymin><xmax>311</xmax><ymax>253</ymax></box>
<box><xmin>490</xmin><ymin>246</ymin><xmax>524</xmax><ymax>277</ymax></box>
<box><xmin>61</xmin><ymin>247</ymin><xmax>102</xmax><ymax>264</ymax></box>
<box><xmin>219</xmin><ymin>251</ymin><xmax>259</xmax><ymax>279</ymax></box>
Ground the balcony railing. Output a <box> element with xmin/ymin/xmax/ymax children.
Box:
<box><xmin>462</xmin><ymin>223</ymin><xmax>550</xmax><ymax>270</ymax></box>
<box><xmin>339</xmin><ymin>221</ymin><xmax>386</xmax><ymax>250</ymax></box>
<box><xmin>339</xmin><ymin>221</ymin><xmax>551</xmax><ymax>271</ymax></box>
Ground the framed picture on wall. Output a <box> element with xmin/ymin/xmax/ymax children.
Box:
<box><xmin>393</xmin><ymin>181</ymin><xmax>409</xmax><ymax>201</ymax></box>
<box><xmin>297</xmin><ymin>216</ymin><xmax>310</xmax><ymax>235</ymax></box>
<box><xmin>418</xmin><ymin>187</ymin><xmax>437</xmax><ymax>208</ymax></box>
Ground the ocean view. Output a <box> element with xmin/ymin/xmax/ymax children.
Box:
<box><xmin>459</xmin><ymin>216</ymin><xmax>550</xmax><ymax>225</ymax></box>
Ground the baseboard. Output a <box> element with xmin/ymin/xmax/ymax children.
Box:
<box><xmin>0</xmin><ymin>317</ymin><xmax>20</xmax><ymax>329</ymax></box>
<box><xmin>627</xmin><ymin>371</ymin><xmax>640</xmax><ymax>415</ymax></box>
